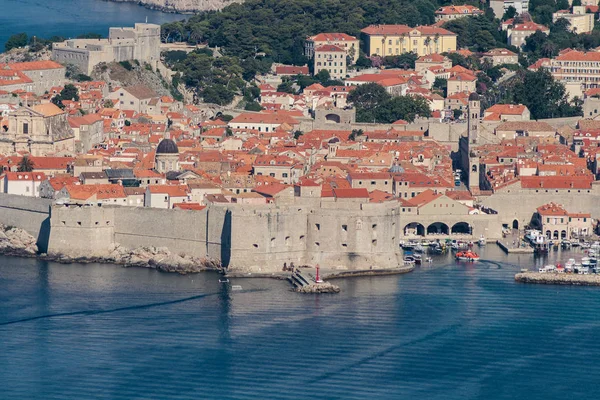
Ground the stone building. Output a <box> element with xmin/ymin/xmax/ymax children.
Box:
<box><xmin>0</xmin><ymin>104</ymin><xmax>75</xmax><ymax>156</ymax></box>
<box><xmin>305</xmin><ymin>33</ymin><xmax>359</xmax><ymax>63</ymax></box>
<box><xmin>533</xmin><ymin>203</ymin><xmax>593</xmax><ymax>239</ymax></box>
<box><xmin>52</xmin><ymin>23</ymin><xmax>161</xmax><ymax>75</ymax></box>
<box><xmin>0</xmin><ymin>61</ymin><xmax>66</xmax><ymax>95</ymax></box>
<box><xmin>154</xmin><ymin>138</ymin><xmax>180</xmax><ymax>173</ymax></box>
<box><xmin>314</xmin><ymin>44</ymin><xmax>347</xmax><ymax>80</ymax></box>
<box><xmin>360</xmin><ymin>25</ymin><xmax>457</xmax><ymax>57</ymax></box>
<box><xmin>68</xmin><ymin>114</ymin><xmax>105</xmax><ymax>153</ymax></box>
<box><xmin>107</xmin><ymin>85</ymin><xmax>159</xmax><ymax>114</ymax></box>
<box><xmin>553</xmin><ymin>6</ymin><xmax>595</xmax><ymax>34</ymax></box>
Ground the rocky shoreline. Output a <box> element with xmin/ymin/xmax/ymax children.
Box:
<box><xmin>101</xmin><ymin>0</ymin><xmax>240</xmax><ymax>14</ymax></box>
<box><xmin>0</xmin><ymin>224</ymin><xmax>221</xmax><ymax>274</ymax></box>
<box><xmin>294</xmin><ymin>281</ymin><xmax>341</xmax><ymax>294</ymax></box>
<box><xmin>515</xmin><ymin>272</ymin><xmax>600</xmax><ymax>286</ymax></box>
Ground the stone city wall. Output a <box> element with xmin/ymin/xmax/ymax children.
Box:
<box><xmin>0</xmin><ymin>194</ymin><xmax>52</xmax><ymax>251</ymax></box>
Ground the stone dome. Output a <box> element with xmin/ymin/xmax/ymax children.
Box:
<box><xmin>389</xmin><ymin>164</ymin><xmax>404</xmax><ymax>174</ymax></box>
<box><xmin>328</xmin><ymin>137</ymin><xmax>340</xmax><ymax>144</ymax></box>
<box><xmin>156</xmin><ymin>139</ymin><xmax>179</xmax><ymax>154</ymax></box>
<box><xmin>468</xmin><ymin>92</ymin><xmax>480</xmax><ymax>101</ymax></box>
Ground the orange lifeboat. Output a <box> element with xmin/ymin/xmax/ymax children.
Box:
<box><xmin>455</xmin><ymin>250</ymin><xmax>480</xmax><ymax>261</ymax></box>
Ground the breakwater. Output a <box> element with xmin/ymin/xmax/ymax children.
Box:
<box><xmin>515</xmin><ymin>272</ymin><xmax>600</xmax><ymax>286</ymax></box>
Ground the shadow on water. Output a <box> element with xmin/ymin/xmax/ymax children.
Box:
<box><xmin>0</xmin><ymin>288</ymin><xmax>266</xmax><ymax>327</ymax></box>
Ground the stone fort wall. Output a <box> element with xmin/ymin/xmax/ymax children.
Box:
<box><xmin>0</xmin><ymin>194</ymin><xmax>52</xmax><ymax>252</ymax></box>
<box><xmin>2</xmin><ymin>188</ymin><xmax>600</xmax><ymax>272</ymax></box>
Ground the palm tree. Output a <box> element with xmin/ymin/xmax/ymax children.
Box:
<box><xmin>17</xmin><ymin>156</ymin><xmax>34</xmax><ymax>172</ymax></box>
<box><xmin>424</xmin><ymin>36</ymin><xmax>432</xmax><ymax>55</ymax></box>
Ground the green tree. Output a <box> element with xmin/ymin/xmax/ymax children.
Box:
<box><xmin>277</xmin><ymin>80</ymin><xmax>295</xmax><ymax>94</ymax></box>
<box><xmin>244</xmin><ymin>101</ymin><xmax>263</xmax><ymax>111</ymax></box>
<box><xmin>103</xmin><ymin>100</ymin><xmax>114</xmax><ymax>108</ymax></box>
<box><xmin>349</xmin><ymin>129</ymin><xmax>364</xmax><ymax>141</ymax></box>
<box><xmin>17</xmin><ymin>156</ymin><xmax>34</xmax><ymax>172</ymax></box>
<box><xmin>503</xmin><ymin>6</ymin><xmax>517</xmax><ymax>21</ymax></box>
<box><xmin>383</xmin><ymin>52</ymin><xmax>418</xmax><ymax>69</ymax></box>
<box><xmin>348</xmin><ymin>83</ymin><xmax>391</xmax><ymax>113</ymax></box>
<box><xmin>512</xmin><ymin>69</ymin><xmax>581</xmax><ymax>119</ymax></box>
<box><xmin>293</xmin><ymin>130</ymin><xmax>303</xmax><ymax>139</ymax></box>
<box><xmin>315</xmin><ymin>69</ymin><xmax>331</xmax><ymax>84</ymax></box>
<box><xmin>5</xmin><ymin>33</ymin><xmax>28</xmax><ymax>51</ymax></box>
<box><xmin>432</xmin><ymin>78</ymin><xmax>447</xmax><ymax>97</ymax></box>
<box><xmin>373</xmin><ymin>95</ymin><xmax>431</xmax><ymax>123</ymax></box>
<box><xmin>60</xmin><ymin>84</ymin><xmax>80</xmax><ymax>101</ymax></box>
<box><xmin>572</xmin><ymin>0</ymin><xmax>582</xmax><ymax>5</ymax></box>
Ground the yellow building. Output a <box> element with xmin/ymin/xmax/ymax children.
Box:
<box><xmin>361</xmin><ymin>25</ymin><xmax>457</xmax><ymax>57</ymax></box>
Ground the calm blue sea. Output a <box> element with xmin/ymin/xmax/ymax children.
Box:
<box><xmin>1</xmin><ymin>247</ymin><xmax>600</xmax><ymax>399</ymax></box>
<box><xmin>0</xmin><ymin>0</ymin><xmax>184</xmax><ymax>50</ymax></box>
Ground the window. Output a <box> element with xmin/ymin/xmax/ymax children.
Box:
<box><xmin>372</xmin><ymin>224</ymin><xmax>377</xmax><ymax>230</ymax></box>
<box><xmin>315</xmin><ymin>242</ymin><xmax>320</xmax><ymax>247</ymax></box>
<box><xmin>282</xmin><ymin>173</ymin><xmax>288</xmax><ymax>178</ymax></box>
<box><xmin>285</xmin><ymin>236</ymin><xmax>290</xmax><ymax>246</ymax></box>
<box><xmin>342</xmin><ymin>243</ymin><xmax>348</xmax><ymax>247</ymax></box>
<box><xmin>342</xmin><ymin>225</ymin><xmax>348</xmax><ymax>231</ymax></box>
<box><xmin>253</xmin><ymin>243</ymin><xmax>258</xmax><ymax>248</ymax></box>
<box><xmin>22</xmin><ymin>122</ymin><xmax>28</xmax><ymax>134</ymax></box>
<box><xmin>315</xmin><ymin>223</ymin><xmax>320</xmax><ymax>231</ymax></box>
<box><xmin>271</xmin><ymin>238</ymin><xmax>276</xmax><ymax>247</ymax></box>
<box><xmin>372</xmin><ymin>239</ymin><xmax>377</xmax><ymax>246</ymax></box>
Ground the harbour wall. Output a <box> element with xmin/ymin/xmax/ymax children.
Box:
<box><xmin>0</xmin><ymin>194</ymin><xmax>52</xmax><ymax>252</ymax></box>
<box><xmin>2</xmin><ymin>189</ymin><xmax>600</xmax><ymax>272</ymax></box>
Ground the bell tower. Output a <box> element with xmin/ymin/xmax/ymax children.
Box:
<box><xmin>467</xmin><ymin>93</ymin><xmax>480</xmax><ymax>192</ymax></box>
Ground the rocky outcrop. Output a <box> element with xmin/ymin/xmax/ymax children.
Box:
<box><xmin>44</xmin><ymin>244</ymin><xmax>222</xmax><ymax>274</ymax></box>
<box><xmin>91</xmin><ymin>62</ymin><xmax>171</xmax><ymax>97</ymax></box>
<box><xmin>107</xmin><ymin>0</ymin><xmax>242</xmax><ymax>13</ymax></box>
<box><xmin>0</xmin><ymin>224</ymin><xmax>38</xmax><ymax>257</ymax></box>
<box><xmin>294</xmin><ymin>281</ymin><xmax>341</xmax><ymax>294</ymax></box>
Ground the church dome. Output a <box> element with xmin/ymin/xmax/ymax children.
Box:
<box><xmin>156</xmin><ymin>139</ymin><xmax>179</xmax><ymax>154</ymax></box>
<box><xmin>328</xmin><ymin>137</ymin><xmax>340</xmax><ymax>144</ymax></box>
<box><xmin>468</xmin><ymin>92</ymin><xmax>480</xmax><ymax>101</ymax></box>
<box><xmin>389</xmin><ymin>164</ymin><xmax>404</xmax><ymax>174</ymax></box>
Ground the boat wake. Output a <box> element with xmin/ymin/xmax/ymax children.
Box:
<box><xmin>0</xmin><ymin>288</ymin><xmax>267</xmax><ymax>326</ymax></box>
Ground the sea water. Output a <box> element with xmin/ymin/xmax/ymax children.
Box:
<box><xmin>1</xmin><ymin>247</ymin><xmax>600</xmax><ymax>399</ymax></box>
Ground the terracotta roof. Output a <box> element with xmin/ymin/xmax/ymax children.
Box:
<box><xmin>521</xmin><ymin>176</ymin><xmax>593</xmax><ymax>189</ymax></box>
<box><xmin>275</xmin><ymin>65</ymin><xmax>309</xmax><ymax>75</ymax></box>
<box><xmin>31</xmin><ymin>103</ymin><xmax>64</xmax><ymax>117</ymax></box>
<box><xmin>332</xmin><ymin>188</ymin><xmax>370</xmax><ymax>199</ymax></box>
<box><xmin>315</xmin><ymin>44</ymin><xmax>345</xmax><ymax>52</ymax></box>
<box><xmin>231</xmin><ymin>112</ymin><xmax>299</xmax><ymax>125</ymax></box>
<box><xmin>536</xmin><ymin>203</ymin><xmax>568</xmax><ymax>216</ymax></box>
<box><xmin>124</xmin><ymin>85</ymin><xmax>158</xmax><ymax>100</ymax></box>
<box><xmin>361</xmin><ymin>24</ymin><xmax>456</xmax><ymax>36</ymax></box>
<box><xmin>555</xmin><ymin>50</ymin><xmax>600</xmax><ymax>62</ymax></box>
<box><xmin>173</xmin><ymin>202</ymin><xmax>206</xmax><ymax>210</ymax></box>
<box><xmin>308</xmin><ymin>33</ymin><xmax>358</xmax><ymax>42</ymax></box>
<box><xmin>147</xmin><ymin>184</ymin><xmax>189</xmax><ymax>197</ymax></box>
<box><xmin>496</xmin><ymin>121</ymin><xmax>554</xmax><ymax>132</ymax></box>
<box><xmin>435</xmin><ymin>5</ymin><xmax>483</xmax><ymax>15</ymax></box>
<box><xmin>4</xmin><ymin>172</ymin><xmax>46</xmax><ymax>181</ymax></box>
<box><xmin>405</xmin><ymin>189</ymin><xmax>442</xmax><ymax>207</ymax></box>
<box><xmin>511</xmin><ymin>22</ymin><xmax>549</xmax><ymax>32</ymax></box>
<box><xmin>485</xmin><ymin>104</ymin><xmax>527</xmax><ymax>116</ymax></box>
<box><xmin>1</xmin><ymin>61</ymin><xmax>64</xmax><ymax>71</ymax></box>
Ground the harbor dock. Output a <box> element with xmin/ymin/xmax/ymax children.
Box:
<box><xmin>497</xmin><ymin>240</ymin><xmax>534</xmax><ymax>254</ymax></box>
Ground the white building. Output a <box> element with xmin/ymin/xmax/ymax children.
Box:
<box><xmin>490</xmin><ymin>0</ymin><xmax>530</xmax><ymax>18</ymax></box>
<box><xmin>2</xmin><ymin>172</ymin><xmax>47</xmax><ymax>197</ymax></box>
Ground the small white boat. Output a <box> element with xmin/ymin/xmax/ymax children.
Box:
<box><xmin>232</xmin><ymin>285</ymin><xmax>243</xmax><ymax>291</ymax></box>
<box><xmin>478</xmin><ymin>236</ymin><xmax>486</xmax><ymax>246</ymax></box>
<box><xmin>414</xmin><ymin>244</ymin><xmax>425</xmax><ymax>253</ymax></box>
<box><xmin>539</xmin><ymin>265</ymin><xmax>556</xmax><ymax>273</ymax></box>
<box><xmin>581</xmin><ymin>257</ymin><xmax>592</xmax><ymax>267</ymax></box>
<box><xmin>219</xmin><ymin>278</ymin><xmax>230</xmax><ymax>283</ymax></box>
<box><xmin>403</xmin><ymin>256</ymin><xmax>416</xmax><ymax>266</ymax></box>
